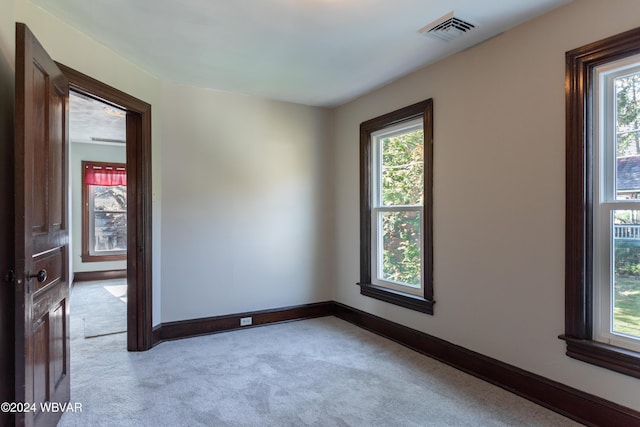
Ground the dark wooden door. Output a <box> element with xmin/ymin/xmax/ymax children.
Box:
<box><xmin>14</xmin><ymin>23</ymin><xmax>70</xmax><ymax>427</ymax></box>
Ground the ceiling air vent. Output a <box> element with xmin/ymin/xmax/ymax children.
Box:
<box><xmin>418</xmin><ymin>12</ymin><xmax>475</xmax><ymax>42</ymax></box>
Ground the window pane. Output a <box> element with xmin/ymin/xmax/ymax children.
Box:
<box><xmin>615</xmin><ymin>71</ymin><xmax>640</xmax><ymax>200</ymax></box>
<box><xmin>379</xmin><ymin>210</ymin><xmax>421</xmax><ymax>287</ymax></box>
<box><xmin>92</xmin><ymin>185</ymin><xmax>127</xmax><ymax>253</ymax></box>
<box><xmin>93</xmin><ymin>185</ymin><xmax>127</xmax><ymax>210</ymax></box>
<box><xmin>612</xmin><ymin>210</ymin><xmax>640</xmax><ymax>339</ymax></box>
<box><xmin>381</xmin><ymin>129</ymin><xmax>423</xmax><ymax>206</ymax></box>
<box><xmin>94</xmin><ymin>212</ymin><xmax>127</xmax><ymax>252</ymax></box>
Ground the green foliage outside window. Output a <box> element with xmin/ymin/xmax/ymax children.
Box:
<box><xmin>613</xmin><ymin>70</ymin><xmax>640</xmax><ymax>338</ymax></box>
<box><xmin>616</xmin><ymin>72</ymin><xmax>640</xmax><ymax>156</ymax></box>
<box><xmin>380</xmin><ymin>129</ymin><xmax>423</xmax><ymax>286</ymax></box>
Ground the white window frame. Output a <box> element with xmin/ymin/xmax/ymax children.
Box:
<box><xmin>593</xmin><ymin>54</ymin><xmax>640</xmax><ymax>353</ymax></box>
<box><xmin>370</xmin><ymin>118</ymin><xmax>424</xmax><ymax>296</ymax></box>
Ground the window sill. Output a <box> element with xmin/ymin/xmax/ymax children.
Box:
<box><xmin>81</xmin><ymin>253</ymin><xmax>127</xmax><ymax>263</ymax></box>
<box><xmin>559</xmin><ymin>335</ymin><xmax>640</xmax><ymax>379</ymax></box>
<box><xmin>358</xmin><ymin>283</ymin><xmax>434</xmax><ymax>315</ymax></box>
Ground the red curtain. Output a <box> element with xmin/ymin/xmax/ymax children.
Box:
<box><xmin>84</xmin><ymin>163</ymin><xmax>127</xmax><ymax>186</ymax></box>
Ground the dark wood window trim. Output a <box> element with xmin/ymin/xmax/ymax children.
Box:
<box><xmin>359</xmin><ymin>99</ymin><xmax>434</xmax><ymax>314</ymax></box>
<box><xmin>81</xmin><ymin>160</ymin><xmax>127</xmax><ymax>263</ymax></box>
<box><xmin>562</xmin><ymin>26</ymin><xmax>640</xmax><ymax>378</ymax></box>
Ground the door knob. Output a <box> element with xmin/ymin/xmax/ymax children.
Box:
<box><xmin>29</xmin><ymin>269</ymin><xmax>47</xmax><ymax>283</ymax></box>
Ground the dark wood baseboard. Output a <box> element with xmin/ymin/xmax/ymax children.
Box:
<box><xmin>154</xmin><ymin>301</ymin><xmax>334</xmax><ymax>343</ymax></box>
<box><xmin>73</xmin><ymin>269</ymin><xmax>127</xmax><ymax>283</ymax></box>
<box><xmin>150</xmin><ymin>300</ymin><xmax>639</xmax><ymax>426</ymax></box>
<box><xmin>331</xmin><ymin>302</ymin><xmax>640</xmax><ymax>427</ymax></box>
<box><xmin>152</xmin><ymin>324</ymin><xmax>162</xmax><ymax>345</ymax></box>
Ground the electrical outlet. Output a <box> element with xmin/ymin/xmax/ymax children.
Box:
<box><xmin>240</xmin><ymin>317</ymin><xmax>252</xmax><ymax>326</ymax></box>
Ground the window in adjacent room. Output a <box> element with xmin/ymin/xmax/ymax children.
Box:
<box><xmin>563</xmin><ymin>26</ymin><xmax>640</xmax><ymax>378</ymax></box>
<box><xmin>359</xmin><ymin>99</ymin><xmax>434</xmax><ymax>314</ymax></box>
<box><xmin>81</xmin><ymin>161</ymin><xmax>127</xmax><ymax>262</ymax></box>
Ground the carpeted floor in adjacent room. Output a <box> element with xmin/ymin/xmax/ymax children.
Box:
<box><xmin>60</xmin><ymin>284</ymin><xmax>580</xmax><ymax>426</ymax></box>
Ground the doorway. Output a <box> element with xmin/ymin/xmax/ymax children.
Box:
<box><xmin>57</xmin><ymin>63</ymin><xmax>153</xmax><ymax>351</ymax></box>
<box><xmin>70</xmin><ymin>91</ymin><xmax>128</xmax><ymax>340</ymax></box>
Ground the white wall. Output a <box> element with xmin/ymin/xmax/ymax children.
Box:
<box><xmin>0</xmin><ymin>0</ymin><xmax>13</xmax><ymax>66</ymax></box>
<box><xmin>160</xmin><ymin>82</ymin><xmax>334</xmax><ymax>321</ymax></box>
<box><xmin>332</xmin><ymin>0</ymin><xmax>640</xmax><ymax>410</ymax></box>
<box><xmin>70</xmin><ymin>142</ymin><xmax>127</xmax><ymax>274</ymax></box>
<box><xmin>14</xmin><ymin>0</ymin><xmax>163</xmax><ymax>324</ymax></box>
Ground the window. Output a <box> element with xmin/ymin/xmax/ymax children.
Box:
<box><xmin>81</xmin><ymin>161</ymin><xmax>127</xmax><ymax>262</ymax></box>
<box><xmin>359</xmin><ymin>99</ymin><xmax>434</xmax><ymax>314</ymax></box>
<box><xmin>593</xmin><ymin>57</ymin><xmax>640</xmax><ymax>353</ymax></box>
<box><xmin>563</xmin><ymin>27</ymin><xmax>640</xmax><ymax>378</ymax></box>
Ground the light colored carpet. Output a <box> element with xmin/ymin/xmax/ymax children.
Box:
<box><xmin>71</xmin><ymin>280</ymin><xmax>127</xmax><ymax>338</ymax></box>
<box><xmin>59</xmin><ymin>307</ymin><xmax>580</xmax><ymax>426</ymax></box>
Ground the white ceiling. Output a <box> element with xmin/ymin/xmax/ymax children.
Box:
<box><xmin>34</xmin><ymin>0</ymin><xmax>572</xmax><ymax>107</ymax></box>
<box><xmin>69</xmin><ymin>92</ymin><xmax>125</xmax><ymax>144</ymax></box>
